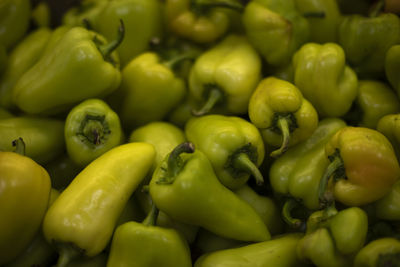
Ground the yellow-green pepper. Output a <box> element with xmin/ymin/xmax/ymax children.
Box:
<box><xmin>373</xmin><ymin>180</ymin><xmax>400</xmax><ymax>221</ymax></box>
<box><xmin>377</xmin><ymin>113</ymin><xmax>400</xmax><ymax>161</ymax></box>
<box><xmin>354</xmin><ymin>237</ymin><xmax>400</xmax><ymax>267</ymax></box>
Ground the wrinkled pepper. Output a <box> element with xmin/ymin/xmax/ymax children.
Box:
<box><xmin>242</xmin><ymin>0</ymin><xmax>310</xmax><ymax>67</ymax></box>
<box><xmin>319</xmin><ymin>126</ymin><xmax>400</xmax><ymax>207</ymax></box>
<box><xmin>248</xmin><ymin>76</ymin><xmax>319</xmax><ymax>157</ymax></box>
<box><xmin>377</xmin><ymin>113</ymin><xmax>400</xmax><ymax>161</ymax></box>
<box><xmin>385</xmin><ymin>44</ymin><xmax>400</xmax><ymax>95</ymax></box>
<box><xmin>0</xmin><ymin>138</ymin><xmax>51</xmax><ymax>265</ymax></box>
<box><xmin>13</xmin><ymin>24</ymin><xmax>123</xmax><ymax>115</ymax></box>
<box><xmin>354</xmin><ymin>237</ymin><xmax>400</xmax><ymax>267</ymax></box>
<box><xmin>293</xmin><ymin>42</ymin><xmax>359</xmax><ymax>118</ymax></box>
<box><xmin>188</xmin><ymin>34</ymin><xmax>261</xmax><ymax>116</ymax></box>
<box><xmin>373</xmin><ymin>180</ymin><xmax>400</xmax><ymax>221</ymax></box>
<box><xmin>65</xmin><ymin>98</ymin><xmax>123</xmax><ymax>167</ymax></box>
<box><xmin>149</xmin><ymin>142</ymin><xmax>271</xmax><ymax>242</ymax></box>
<box><xmin>42</xmin><ymin>142</ymin><xmax>155</xmax><ymax>266</ymax></box>
<box><xmin>107</xmin><ymin>204</ymin><xmax>192</xmax><ymax>267</ymax></box>
<box><xmin>185</xmin><ymin>114</ymin><xmax>265</xmax><ymax>189</ymax></box>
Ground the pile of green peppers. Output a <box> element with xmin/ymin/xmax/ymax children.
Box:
<box><xmin>1</xmin><ymin>0</ymin><xmax>400</xmax><ymax>266</ymax></box>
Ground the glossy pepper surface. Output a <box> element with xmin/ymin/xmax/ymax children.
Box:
<box><xmin>248</xmin><ymin>76</ymin><xmax>318</xmax><ymax>157</ymax></box>
<box><xmin>354</xmin><ymin>238</ymin><xmax>400</xmax><ymax>267</ymax></box>
<box><xmin>65</xmin><ymin>98</ymin><xmax>123</xmax><ymax>167</ymax></box>
<box><xmin>293</xmin><ymin>42</ymin><xmax>358</xmax><ymax>118</ymax></box>
<box><xmin>319</xmin><ymin>126</ymin><xmax>400</xmax><ymax>207</ymax></box>
<box><xmin>188</xmin><ymin>34</ymin><xmax>261</xmax><ymax>116</ymax></box>
<box><xmin>0</xmin><ymin>139</ymin><xmax>51</xmax><ymax>265</ymax></box>
<box><xmin>42</xmin><ymin>142</ymin><xmax>155</xmax><ymax>266</ymax></box>
<box><xmin>185</xmin><ymin>114</ymin><xmax>265</xmax><ymax>189</ymax></box>
<box><xmin>12</xmin><ymin>25</ymin><xmax>123</xmax><ymax>115</ymax></box>
<box><xmin>385</xmin><ymin>44</ymin><xmax>400</xmax><ymax>95</ymax></box>
<box><xmin>149</xmin><ymin>142</ymin><xmax>271</xmax><ymax>242</ymax></box>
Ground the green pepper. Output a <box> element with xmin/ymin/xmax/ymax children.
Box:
<box><xmin>0</xmin><ymin>107</ymin><xmax>13</xmax><ymax>119</ymax></box>
<box><xmin>338</xmin><ymin>12</ymin><xmax>400</xmax><ymax>78</ymax></box>
<box><xmin>93</xmin><ymin>0</ymin><xmax>163</xmax><ymax>66</ymax></box>
<box><xmin>107</xmin><ymin>204</ymin><xmax>192</xmax><ymax>267</ymax></box>
<box><xmin>194</xmin><ymin>233</ymin><xmax>305</xmax><ymax>267</ymax></box>
<box><xmin>188</xmin><ymin>34</ymin><xmax>261</xmax><ymax>116</ymax></box>
<box><xmin>62</xmin><ymin>0</ymin><xmax>108</xmax><ymax>28</ymax></box>
<box><xmin>12</xmin><ymin>24</ymin><xmax>123</xmax><ymax>115</ymax></box>
<box><xmin>319</xmin><ymin>126</ymin><xmax>400</xmax><ymax>207</ymax></box>
<box><xmin>373</xmin><ymin>180</ymin><xmax>400</xmax><ymax>221</ymax></box>
<box><xmin>344</xmin><ymin>80</ymin><xmax>400</xmax><ymax>129</ymax></box>
<box><xmin>164</xmin><ymin>0</ymin><xmax>244</xmax><ymax>44</ymax></box>
<box><xmin>0</xmin><ymin>0</ymin><xmax>31</xmax><ymax>50</ymax></box>
<box><xmin>31</xmin><ymin>1</ymin><xmax>51</xmax><ymax>28</ymax></box>
<box><xmin>193</xmin><ymin>228</ymin><xmax>246</xmax><ymax>255</ymax></box>
<box><xmin>0</xmin><ymin>138</ymin><xmax>51</xmax><ymax>265</ymax></box>
<box><xmin>65</xmin><ymin>98</ymin><xmax>123</xmax><ymax>167</ymax></box>
<box><xmin>149</xmin><ymin>142</ymin><xmax>271</xmax><ymax>242</ymax></box>
<box><xmin>297</xmin><ymin>205</ymin><xmax>368</xmax><ymax>267</ymax></box>
<box><xmin>270</xmin><ymin>118</ymin><xmax>346</xmax><ymax>212</ymax></box>
<box><xmin>0</xmin><ymin>27</ymin><xmax>52</xmax><ymax>110</ymax></box>
<box><xmin>354</xmin><ymin>237</ymin><xmax>400</xmax><ymax>267</ymax></box>
<box><xmin>0</xmin><ymin>116</ymin><xmax>65</xmax><ymax>164</ymax></box>
<box><xmin>385</xmin><ymin>44</ymin><xmax>400</xmax><ymax>95</ymax></box>
<box><xmin>42</xmin><ymin>142</ymin><xmax>155</xmax><ymax>266</ymax></box>
<box><xmin>185</xmin><ymin>114</ymin><xmax>265</xmax><ymax>189</ymax></box>
<box><xmin>248</xmin><ymin>76</ymin><xmax>319</xmax><ymax>157</ymax></box>
<box><xmin>293</xmin><ymin>42</ymin><xmax>359</xmax><ymax>118</ymax></box>
<box><xmin>377</xmin><ymin>113</ymin><xmax>400</xmax><ymax>161</ymax></box>
<box><xmin>242</xmin><ymin>0</ymin><xmax>310</xmax><ymax>67</ymax></box>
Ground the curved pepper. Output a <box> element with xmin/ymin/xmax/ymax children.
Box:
<box><xmin>319</xmin><ymin>126</ymin><xmax>400</xmax><ymax>207</ymax></box>
<box><xmin>242</xmin><ymin>0</ymin><xmax>310</xmax><ymax>67</ymax></box>
<box><xmin>293</xmin><ymin>42</ymin><xmax>358</xmax><ymax>118</ymax></box>
<box><xmin>0</xmin><ymin>139</ymin><xmax>51</xmax><ymax>265</ymax></box>
<box><xmin>185</xmin><ymin>114</ymin><xmax>265</xmax><ymax>189</ymax></box>
<box><xmin>354</xmin><ymin>238</ymin><xmax>400</xmax><ymax>267</ymax></box>
<box><xmin>0</xmin><ymin>0</ymin><xmax>31</xmax><ymax>50</ymax></box>
<box><xmin>377</xmin><ymin>113</ymin><xmax>400</xmax><ymax>161</ymax></box>
<box><xmin>42</xmin><ymin>142</ymin><xmax>155</xmax><ymax>266</ymax></box>
<box><xmin>149</xmin><ymin>142</ymin><xmax>271</xmax><ymax>242</ymax></box>
<box><xmin>248</xmin><ymin>76</ymin><xmax>318</xmax><ymax>157</ymax></box>
<box><xmin>13</xmin><ymin>24</ymin><xmax>123</xmax><ymax>115</ymax></box>
<box><xmin>188</xmin><ymin>34</ymin><xmax>261</xmax><ymax>116</ymax></box>
<box><xmin>107</xmin><ymin>204</ymin><xmax>192</xmax><ymax>267</ymax></box>
<box><xmin>385</xmin><ymin>44</ymin><xmax>400</xmax><ymax>95</ymax></box>
<box><xmin>65</xmin><ymin>98</ymin><xmax>123</xmax><ymax>167</ymax></box>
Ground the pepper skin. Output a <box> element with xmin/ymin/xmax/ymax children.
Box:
<box><xmin>319</xmin><ymin>126</ymin><xmax>400</xmax><ymax>207</ymax></box>
<box><xmin>354</xmin><ymin>238</ymin><xmax>400</xmax><ymax>267</ymax></box>
<box><xmin>248</xmin><ymin>76</ymin><xmax>318</xmax><ymax>157</ymax></box>
<box><xmin>149</xmin><ymin>142</ymin><xmax>271</xmax><ymax>242</ymax></box>
<box><xmin>0</xmin><ymin>139</ymin><xmax>51</xmax><ymax>265</ymax></box>
<box><xmin>377</xmin><ymin>113</ymin><xmax>400</xmax><ymax>161</ymax></box>
<box><xmin>42</xmin><ymin>142</ymin><xmax>155</xmax><ymax>266</ymax></box>
<box><xmin>185</xmin><ymin>114</ymin><xmax>265</xmax><ymax>189</ymax></box>
<box><xmin>373</xmin><ymin>180</ymin><xmax>400</xmax><ymax>221</ymax></box>
<box><xmin>62</xmin><ymin>0</ymin><xmax>108</xmax><ymax>28</ymax></box>
<box><xmin>65</xmin><ymin>98</ymin><xmax>123</xmax><ymax>167</ymax></box>
<box><xmin>12</xmin><ymin>25</ymin><xmax>123</xmax><ymax>115</ymax></box>
<box><xmin>188</xmin><ymin>34</ymin><xmax>261</xmax><ymax>116</ymax></box>
<box><xmin>107</xmin><ymin>205</ymin><xmax>192</xmax><ymax>267</ymax></box>
<box><xmin>385</xmin><ymin>44</ymin><xmax>400</xmax><ymax>96</ymax></box>
<box><xmin>293</xmin><ymin>42</ymin><xmax>358</xmax><ymax>118</ymax></box>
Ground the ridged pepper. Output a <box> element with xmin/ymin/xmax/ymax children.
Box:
<box><xmin>188</xmin><ymin>34</ymin><xmax>261</xmax><ymax>116</ymax></box>
<box><xmin>65</xmin><ymin>98</ymin><xmax>123</xmax><ymax>167</ymax></box>
<box><xmin>0</xmin><ymin>138</ymin><xmax>51</xmax><ymax>265</ymax></box>
<box><xmin>149</xmin><ymin>142</ymin><xmax>271</xmax><ymax>242</ymax></box>
<box><xmin>297</xmin><ymin>205</ymin><xmax>368</xmax><ymax>267</ymax></box>
<box><xmin>338</xmin><ymin>11</ymin><xmax>400</xmax><ymax>78</ymax></box>
<box><xmin>0</xmin><ymin>27</ymin><xmax>52</xmax><ymax>109</ymax></box>
<box><xmin>194</xmin><ymin>233</ymin><xmax>305</xmax><ymax>267</ymax></box>
<box><xmin>0</xmin><ymin>116</ymin><xmax>65</xmax><ymax>164</ymax></box>
<box><xmin>354</xmin><ymin>238</ymin><xmax>400</xmax><ymax>267</ymax></box>
<box><xmin>62</xmin><ymin>0</ymin><xmax>108</xmax><ymax>28</ymax></box>
<box><xmin>345</xmin><ymin>80</ymin><xmax>400</xmax><ymax>129</ymax></box>
<box><xmin>248</xmin><ymin>76</ymin><xmax>318</xmax><ymax>157</ymax></box>
<box><xmin>242</xmin><ymin>0</ymin><xmax>310</xmax><ymax>67</ymax></box>
<box><xmin>185</xmin><ymin>114</ymin><xmax>265</xmax><ymax>189</ymax></box>
<box><xmin>385</xmin><ymin>44</ymin><xmax>400</xmax><ymax>95</ymax></box>
<box><xmin>165</xmin><ymin>0</ymin><xmax>244</xmax><ymax>44</ymax></box>
<box><xmin>293</xmin><ymin>42</ymin><xmax>359</xmax><ymax>118</ymax></box>
<box><xmin>319</xmin><ymin>126</ymin><xmax>400</xmax><ymax>207</ymax></box>
<box><xmin>377</xmin><ymin>113</ymin><xmax>400</xmax><ymax>161</ymax></box>
<box><xmin>373</xmin><ymin>180</ymin><xmax>400</xmax><ymax>221</ymax></box>
<box><xmin>42</xmin><ymin>142</ymin><xmax>155</xmax><ymax>266</ymax></box>
<box><xmin>107</xmin><ymin>205</ymin><xmax>192</xmax><ymax>267</ymax></box>
<box><xmin>12</xmin><ymin>25</ymin><xmax>123</xmax><ymax>115</ymax></box>
<box><xmin>0</xmin><ymin>0</ymin><xmax>31</xmax><ymax>50</ymax></box>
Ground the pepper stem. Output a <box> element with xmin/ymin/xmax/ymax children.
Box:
<box><xmin>96</xmin><ymin>19</ymin><xmax>125</xmax><ymax>61</ymax></box>
<box><xmin>77</xmin><ymin>115</ymin><xmax>110</xmax><ymax>148</ymax></box>
<box><xmin>318</xmin><ymin>154</ymin><xmax>344</xmax><ymax>208</ymax></box>
<box><xmin>232</xmin><ymin>153</ymin><xmax>264</xmax><ymax>186</ymax></box>
<box><xmin>143</xmin><ymin>204</ymin><xmax>159</xmax><ymax>227</ymax></box>
<box><xmin>192</xmin><ymin>87</ymin><xmax>224</xmax><ymax>116</ymax></box>
<box><xmin>195</xmin><ymin>0</ymin><xmax>244</xmax><ymax>12</ymax></box>
<box><xmin>282</xmin><ymin>199</ymin><xmax>304</xmax><ymax>230</ymax></box>
<box><xmin>12</xmin><ymin>137</ymin><xmax>26</xmax><ymax>155</ymax></box>
<box><xmin>56</xmin><ymin>244</ymin><xmax>81</xmax><ymax>267</ymax></box>
<box><xmin>270</xmin><ymin>116</ymin><xmax>291</xmax><ymax>158</ymax></box>
<box><xmin>163</xmin><ymin>51</ymin><xmax>198</xmax><ymax>70</ymax></box>
<box><xmin>369</xmin><ymin>0</ymin><xmax>384</xmax><ymax>17</ymax></box>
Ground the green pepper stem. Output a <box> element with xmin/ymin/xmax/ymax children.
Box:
<box><xmin>369</xmin><ymin>0</ymin><xmax>384</xmax><ymax>17</ymax></box>
<box><xmin>302</xmin><ymin>11</ymin><xmax>326</xmax><ymax>18</ymax></box>
<box><xmin>318</xmin><ymin>155</ymin><xmax>344</xmax><ymax>208</ymax></box>
<box><xmin>282</xmin><ymin>199</ymin><xmax>304</xmax><ymax>230</ymax></box>
<box><xmin>306</xmin><ymin>204</ymin><xmax>338</xmax><ymax>233</ymax></box>
<box><xmin>96</xmin><ymin>19</ymin><xmax>125</xmax><ymax>61</ymax></box>
<box><xmin>56</xmin><ymin>244</ymin><xmax>81</xmax><ymax>267</ymax></box>
<box><xmin>270</xmin><ymin>116</ymin><xmax>291</xmax><ymax>158</ymax></box>
<box><xmin>195</xmin><ymin>0</ymin><xmax>244</xmax><ymax>12</ymax></box>
<box><xmin>77</xmin><ymin>114</ymin><xmax>110</xmax><ymax>148</ymax></box>
<box><xmin>12</xmin><ymin>137</ymin><xmax>26</xmax><ymax>155</ymax></box>
<box><xmin>192</xmin><ymin>88</ymin><xmax>224</xmax><ymax>116</ymax></box>
<box><xmin>163</xmin><ymin>51</ymin><xmax>198</xmax><ymax>70</ymax></box>
<box><xmin>232</xmin><ymin>153</ymin><xmax>264</xmax><ymax>186</ymax></box>
<box><xmin>143</xmin><ymin>204</ymin><xmax>159</xmax><ymax>227</ymax></box>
